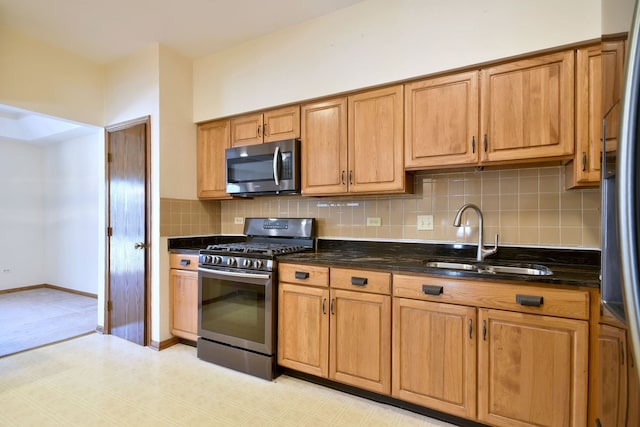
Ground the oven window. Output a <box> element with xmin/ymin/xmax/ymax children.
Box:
<box><xmin>200</xmin><ymin>277</ymin><xmax>266</xmax><ymax>344</ymax></box>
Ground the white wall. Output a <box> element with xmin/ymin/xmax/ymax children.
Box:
<box><xmin>0</xmin><ymin>25</ymin><xmax>104</xmax><ymax>126</ymax></box>
<box><xmin>42</xmin><ymin>131</ymin><xmax>103</xmax><ymax>295</ymax></box>
<box><xmin>0</xmin><ymin>140</ymin><xmax>45</xmax><ymax>290</ymax></box>
<box><xmin>193</xmin><ymin>0</ymin><xmax>601</xmax><ymax>122</ymax></box>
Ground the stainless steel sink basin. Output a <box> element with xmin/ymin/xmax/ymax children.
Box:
<box><xmin>423</xmin><ymin>261</ymin><xmax>477</xmax><ymax>271</ymax></box>
<box><xmin>424</xmin><ymin>260</ymin><xmax>553</xmax><ymax>276</ymax></box>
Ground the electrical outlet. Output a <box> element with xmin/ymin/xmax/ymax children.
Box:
<box><xmin>366</xmin><ymin>217</ymin><xmax>381</xmax><ymax>227</ymax></box>
<box><xmin>417</xmin><ymin>215</ymin><xmax>434</xmax><ymax>230</ymax></box>
<box><xmin>2</xmin><ymin>268</ymin><xmax>10</xmax><ymax>273</ymax></box>
<box><xmin>234</xmin><ymin>217</ymin><xmax>244</xmax><ymax>225</ymax></box>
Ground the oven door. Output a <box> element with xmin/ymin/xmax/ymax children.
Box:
<box><xmin>198</xmin><ymin>267</ymin><xmax>274</xmax><ymax>356</ymax></box>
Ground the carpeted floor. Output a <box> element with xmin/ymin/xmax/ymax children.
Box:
<box><xmin>0</xmin><ymin>287</ymin><xmax>97</xmax><ymax>358</ymax></box>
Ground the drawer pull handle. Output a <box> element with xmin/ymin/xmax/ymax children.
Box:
<box><xmin>516</xmin><ymin>294</ymin><xmax>544</xmax><ymax>307</ymax></box>
<box><xmin>180</xmin><ymin>259</ymin><xmax>190</xmax><ymax>266</ymax></box>
<box><xmin>351</xmin><ymin>277</ymin><xmax>368</xmax><ymax>286</ymax></box>
<box><xmin>295</xmin><ymin>271</ymin><xmax>310</xmax><ymax>280</ymax></box>
<box><xmin>422</xmin><ymin>285</ymin><xmax>444</xmax><ymax>296</ymax></box>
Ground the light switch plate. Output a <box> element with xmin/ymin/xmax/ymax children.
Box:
<box><xmin>417</xmin><ymin>215</ymin><xmax>434</xmax><ymax>230</ymax></box>
<box><xmin>234</xmin><ymin>217</ymin><xmax>244</xmax><ymax>225</ymax></box>
<box><xmin>366</xmin><ymin>217</ymin><xmax>381</xmax><ymax>227</ymax></box>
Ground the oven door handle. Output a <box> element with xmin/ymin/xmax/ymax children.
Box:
<box><xmin>198</xmin><ymin>268</ymin><xmax>271</xmax><ymax>280</ymax></box>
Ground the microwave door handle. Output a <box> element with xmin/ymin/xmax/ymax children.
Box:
<box><xmin>273</xmin><ymin>145</ymin><xmax>281</xmax><ymax>186</ymax></box>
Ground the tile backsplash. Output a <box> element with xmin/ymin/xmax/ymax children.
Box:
<box><xmin>161</xmin><ymin>166</ymin><xmax>601</xmax><ymax>249</ymax></box>
<box><xmin>160</xmin><ymin>198</ymin><xmax>221</xmax><ymax>237</ymax></box>
<box><xmin>218</xmin><ymin>166</ymin><xmax>601</xmax><ymax>249</ymax></box>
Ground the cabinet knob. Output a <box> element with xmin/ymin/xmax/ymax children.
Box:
<box><xmin>515</xmin><ymin>294</ymin><xmax>543</xmax><ymax>307</ymax></box>
<box><xmin>421</xmin><ymin>285</ymin><xmax>443</xmax><ymax>296</ymax></box>
<box><xmin>295</xmin><ymin>271</ymin><xmax>310</xmax><ymax>280</ymax></box>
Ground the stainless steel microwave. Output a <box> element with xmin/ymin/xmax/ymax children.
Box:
<box><xmin>225</xmin><ymin>139</ymin><xmax>300</xmax><ymax>196</ymax></box>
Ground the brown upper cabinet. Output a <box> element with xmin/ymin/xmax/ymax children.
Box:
<box><xmin>405</xmin><ymin>71</ymin><xmax>480</xmax><ymax>169</ymax></box>
<box><xmin>566</xmin><ymin>39</ymin><xmax>625</xmax><ymax>189</ymax></box>
<box><xmin>197</xmin><ymin>119</ymin><xmax>232</xmax><ymax>199</ymax></box>
<box><xmin>301</xmin><ymin>85</ymin><xmax>410</xmax><ymax>196</ymax></box>
<box><xmin>230</xmin><ymin>105</ymin><xmax>300</xmax><ymax>147</ymax></box>
<box><xmin>406</xmin><ymin>50</ymin><xmax>575</xmax><ymax>170</ymax></box>
<box><xmin>480</xmin><ymin>50</ymin><xmax>575</xmax><ymax>164</ymax></box>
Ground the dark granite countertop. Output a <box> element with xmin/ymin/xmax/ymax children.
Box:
<box><xmin>279</xmin><ymin>240</ymin><xmax>601</xmax><ymax>288</ymax></box>
<box><xmin>168</xmin><ymin>236</ymin><xmax>601</xmax><ymax>288</ymax></box>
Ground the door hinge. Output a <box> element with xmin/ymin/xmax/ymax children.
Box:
<box><xmin>107</xmin><ymin>153</ymin><xmax>113</xmax><ymax>162</ymax></box>
<box><xmin>107</xmin><ymin>227</ymin><xmax>113</xmax><ymax>237</ymax></box>
<box><xmin>107</xmin><ymin>300</ymin><xmax>112</xmax><ymax>311</ymax></box>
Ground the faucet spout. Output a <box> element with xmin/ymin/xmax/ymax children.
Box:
<box><xmin>453</xmin><ymin>203</ymin><xmax>499</xmax><ymax>262</ymax></box>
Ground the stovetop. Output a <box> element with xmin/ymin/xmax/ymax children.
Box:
<box><xmin>198</xmin><ymin>218</ymin><xmax>315</xmax><ymax>272</ymax></box>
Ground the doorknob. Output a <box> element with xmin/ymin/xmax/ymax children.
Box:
<box><xmin>134</xmin><ymin>242</ymin><xmax>147</xmax><ymax>249</ymax></box>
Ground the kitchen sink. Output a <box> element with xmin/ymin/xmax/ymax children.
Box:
<box><xmin>424</xmin><ymin>260</ymin><xmax>553</xmax><ymax>276</ymax></box>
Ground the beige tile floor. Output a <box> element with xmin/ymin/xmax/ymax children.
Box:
<box><xmin>0</xmin><ymin>334</ymin><xmax>457</xmax><ymax>426</ymax></box>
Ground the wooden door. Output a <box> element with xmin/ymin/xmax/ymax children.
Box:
<box><xmin>567</xmin><ymin>45</ymin><xmax>602</xmax><ymax>188</ymax></box>
<box><xmin>478</xmin><ymin>309</ymin><xmax>588</xmax><ymax>427</ymax></box>
<box><xmin>348</xmin><ymin>85</ymin><xmax>406</xmax><ymax>194</ymax></box>
<box><xmin>277</xmin><ymin>283</ymin><xmax>330</xmax><ymax>377</ymax></box>
<box><xmin>330</xmin><ymin>288</ymin><xmax>391</xmax><ymax>394</ymax></box>
<box><xmin>392</xmin><ymin>298</ymin><xmax>477</xmax><ymax>419</ymax></box>
<box><xmin>405</xmin><ymin>71</ymin><xmax>479</xmax><ymax>169</ymax></box>
<box><xmin>170</xmin><ymin>269</ymin><xmax>198</xmax><ymax>340</ymax></box>
<box><xmin>602</xmin><ymin>40</ymin><xmax>625</xmax><ymax>153</ymax></box>
<box><xmin>106</xmin><ymin>118</ymin><xmax>150</xmax><ymax>346</ymax></box>
<box><xmin>480</xmin><ymin>50</ymin><xmax>574</xmax><ymax>164</ymax></box>
<box><xmin>627</xmin><ymin>339</ymin><xmax>640</xmax><ymax>427</ymax></box>
<box><xmin>197</xmin><ymin>120</ymin><xmax>232</xmax><ymax>199</ymax></box>
<box><xmin>230</xmin><ymin>113</ymin><xmax>263</xmax><ymax>146</ymax></box>
<box><xmin>263</xmin><ymin>105</ymin><xmax>300</xmax><ymax>143</ymax></box>
<box><xmin>597</xmin><ymin>323</ymin><xmax>628</xmax><ymax>427</ymax></box>
<box><xmin>301</xmin><ymin>98</ymin><xmax>348</xmax><ymax>195</ymax></box>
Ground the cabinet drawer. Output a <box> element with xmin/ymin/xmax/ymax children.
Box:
<box><xmin>169</xmin><ymin>253</ymin><xmax>199</xmax><ymax>271</ymax></box>
<box><xmin>279</xmin><ymin>263</ymin><xmax>329</xmax><ymax>287</ymax></box>
<box><xmin>331</xmin><ymin>268</ymin><xmax>391</xmax><ymax>295</ymax></box>
<box><xmin>393</xmin><ymin>274</ymin><xmax>590</xmax><ymax>320</ymax></box>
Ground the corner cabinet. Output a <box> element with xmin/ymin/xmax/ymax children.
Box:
<box><xmin>300</xmin><ymin>85</ymin><xmax>411</xmax><ymax>196</ymax></box>
<box><xmin>480</xmin><ymin>50</ymin><xmax>575</xmax><ymax>164</ymax></box>
<box><xmin>169</xmin><ymin>253</ymin><xmax>199</xmax><ymax>340</ymax></box>
<box><xmin>197</xmin><ymin>119</ymin><xmax>232</xmax><ymax>200</ymax></box>
<box><xmin>230</xmin><ymin>105</ymin><xmax>300</xmax><ymax>147</ymax></box>
<box><xmin>278</xmin><ymin>263</ymin><xmax>391</xmax><ymax>395</ymax></box>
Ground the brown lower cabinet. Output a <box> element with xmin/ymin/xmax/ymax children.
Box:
<box><xmin>169</xmin><ymin>253</ymin><xmax>199</xmax><ymax>340</ymax></box>
<box><xmin>278</xmin><ymin>264</ymin><xmax>391</xmax><ymax>394</ymax></box>
<box><xmin>279</xmin><ymin>265</ymin><xmax>592</xmax><ymax>426</ymax></box>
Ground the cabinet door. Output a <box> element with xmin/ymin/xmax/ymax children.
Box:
<box><xmin>566</xmin><ymin>45</ymin><xmax>601</xmax><ymax>188</ymax></box>
<box><xmin>170</xmin><ymin>269</ymin><xmax>198</xmax><ymax>340</ymax></box>
<box><xmin>478</xmin><ymin>309</ymin><xmax>588</xmax><ymax>427</ymax></box>
<box><xmin>405</xmin><ymin>71</ymin><xmax>479</xmax><ymax>169</ymax></box>
<box><xmin>348</xmin><ymin>85</ymin><xmax>407</xmax><ymax>193</ymax></box>
<box><xmin>597</xmin><ymin>324</ymin><xmax>628</xmax><ymax>427</ymax></box>
<box><xmin>263</xmin><ymin>105</ymin><xmax>300</xmax><ymax>143</ymax></box>
<box><xmin>330</xmin><ymin>288</ymin><xmax>391</xmax><ymax>394</ymax></box>
<box><xmin>278</xmin><ymin>283</ymin><xmax>330</xmax><ymax>377</ymax></box>
<box><xmin>480</xmin><ymin>50</ymin><xmax>574</xmax><ymax>164</ymax></box>
<box><xmin>301</xmin><ymin>98</ymin><xmax>349</xmax><ymax>195</ymax></box>
<box><xmin>230</xmin><ymin>113</ymin><xmax>263</xmax><ymax>146</ymax></box>
<box><xmin>602</xmin><ymin>40</ymin><xmax>625</xmax><ymax>154</ymax></box>
<box><xmin>197</xmin><ymin>120</ymin><xmax>232</xmax><ymax>199</ymax></box>
<box><xmin>392</xmin><ymin>298</ymin><xmax>476</xmax><ymax>419</ymax></box>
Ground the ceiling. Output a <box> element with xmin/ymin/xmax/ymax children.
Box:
<box><xmin>0</xmin><ymin>0</ymin><xmax>364</xmax><ymax>145</ymax></box>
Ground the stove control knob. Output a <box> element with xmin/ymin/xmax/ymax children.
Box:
<box><xmin>242</xmin><ymin>259</ymin><xmax>252</xmax><ymax>268</ymax></box>
<box><xmin>226</xmin><ymin>257</ymin><xmax>237</xmax><ymax>266</ymax></box>
<box><xmin>212</xmin><ymin>256</ymin><xmax>222</xmax><ymax>265</ymax></box>
<box><xmin>204</xmin><ymin>255</ymin><xmax>213</xmax><ymax>264</ymax></box>
<box><xmin>253</xmin><ymin>260</ymin><xmax>263</xmax><ymax>269</ymax></box>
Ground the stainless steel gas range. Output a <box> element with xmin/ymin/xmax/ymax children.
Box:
<box><xmin>197</xmin><ymin>217</ymin><xmax>315</xmax><ymax>380</ymax></box>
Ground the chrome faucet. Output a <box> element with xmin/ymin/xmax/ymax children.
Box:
<box><xmin>453</xmin><ymin>203</ymin><xmax>499</xmax><ymax>262</ymax></box>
